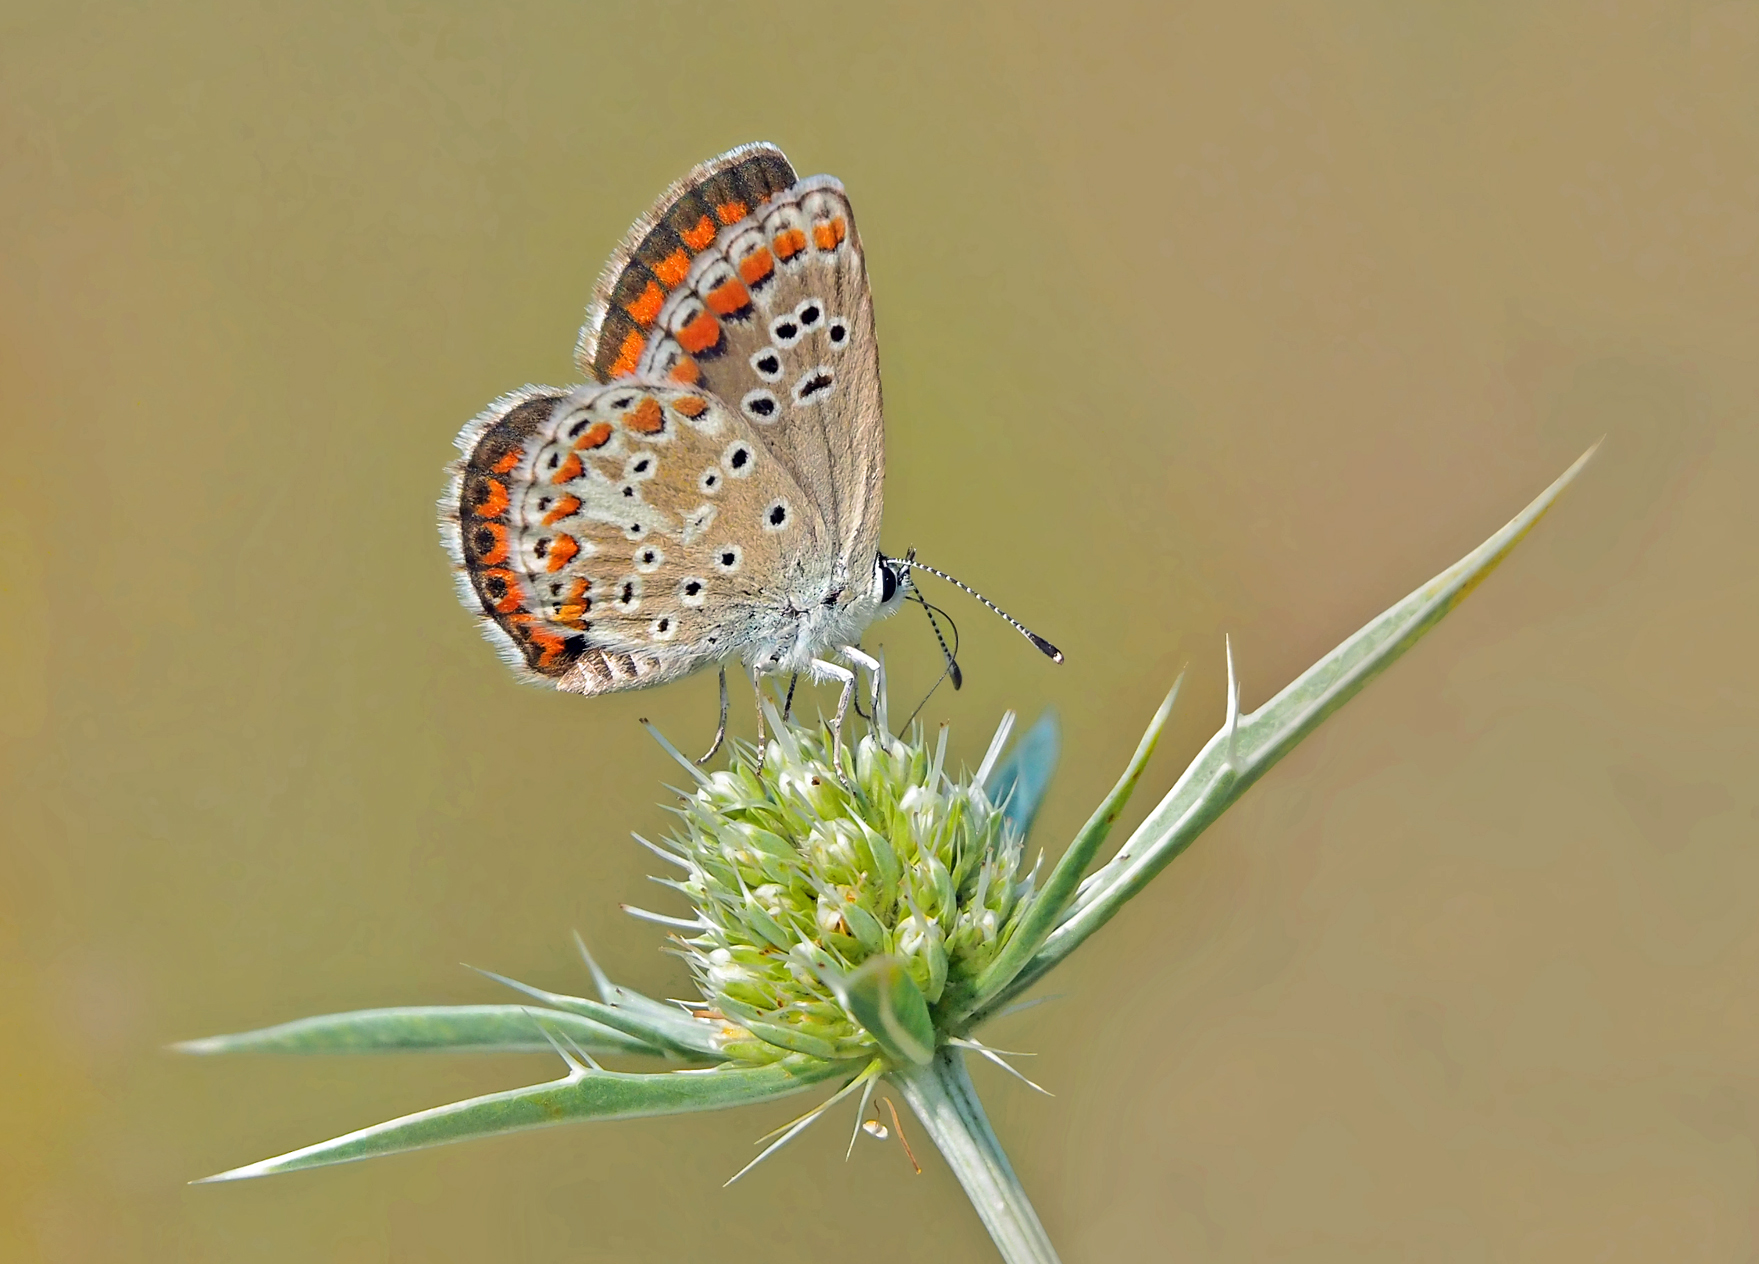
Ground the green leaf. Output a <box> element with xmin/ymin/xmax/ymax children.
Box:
<box><xmin>958</xmin><ymin>677</ymin><xmax>1181</xmax><ymax>1022</ymax></box>
<box><xmin>839</xmin><ymin>955</ymin><xmax>936</xmax><ymax>1066</ymax></box>
<box><xmin>196</xmin><ymin>1054</ymin><xmax>854</xmax><ymax>1182</ymax></box>
<box><xmin>470</xmin><ymin>967</ymin><xmax>726</xmax><ymax>1062</ymax></box>
<box><xmin>986</xmin><ymin>709</ymin><xmax>1061</xmax><ymax>838</ymax></box>
<box><xmin>173</xmin><ymin>1005</ymin><xmax>666</xmax><ymax>1058</ymax></box>
<box><xmin>973</xmin><ymin>446</ymin><xmax>1596</xmax><ymax>1023</ymax></box>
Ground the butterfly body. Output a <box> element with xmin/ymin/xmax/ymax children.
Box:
<box><xmin>440</xmin><ymin>144</ymin><xmax>905</xmax><ymax>700</ymax></box>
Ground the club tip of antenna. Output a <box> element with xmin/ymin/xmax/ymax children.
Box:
<box><xmin>949</xmin><ymin>661</ymin><xmax>964</xmax><ymax>690</ymax></box>
<box><xmin>1029</xmin><ymin>633</ymin><xmax>1064</xmax><ymax>663</ymax></box>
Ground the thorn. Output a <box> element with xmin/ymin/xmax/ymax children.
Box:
<box><xmin>973</xmin><ymin>710</ymin><xmax>1017</xmax><ymax>790</ymax></box>
<box><xmin>845</xmin><ymin>1074</ymin><xmax>880</xmax><ymax>1160</ymax></box>
<box><xmin>571</xmin><ymin>931</ymin><xmax>618</xmax><ymax>1003</ymax></box>
<box><xmin>951</xmin><ymin>1037</ymin><xmax>1053</xmax><ymax>1096</ymax></box>
<box><xmin>620</xmin><ymin>904</ymin><xmax>704</xmax><ymax>930</ymax></box>
<box><xmin>524</xmin><ymin>1009</ymin><xmax>587</xmax><ymax>1076</ymax></box>
<box><xmin>631</xmin><ymin>832</ymin><xmax>689</xmax><ymax>869</ymax></box>
<box><xmin>641</xmin><ymin>720</ymin><xmax>712</xmax><ymax>787</ymax></box>
<box><xmin>726</xmin><ymin>1067</ymin><xmax>874</xmax><ymax>1186</ymax></box>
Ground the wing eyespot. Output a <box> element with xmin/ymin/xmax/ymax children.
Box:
<box><xmin>742</xmin><ymin>389</ymin><xmax>780</xmax><ymax>422</ymax></box>
<box><xmin>750</xmin><ymin>348</ymin><xmax>784</xmax><ymax>381</ymax></box>
<box><xmin>723</xmin><ymin>441</ymin><xmax>755</xmax><ymax>477</ymax></box>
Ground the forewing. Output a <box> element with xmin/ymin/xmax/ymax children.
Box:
<box><xmin>577</xmin><ymin>143</ymin><xmax>798</xmax><ymax>383</ymax></box>
<box><xmin>440</xmin><ymin>382</ymin><xmax>824</xmax><ymax>695</ymax></box>
<box><xmin>633</xmin><ymin>176</ymin><xmax>884</xmax><ymax>581</ymax></box>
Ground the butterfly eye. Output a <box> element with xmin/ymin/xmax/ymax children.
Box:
<box><xmin>879</xmin><ymin>562</ymin><xmax>898</xmax><ymax>604</ymax></box>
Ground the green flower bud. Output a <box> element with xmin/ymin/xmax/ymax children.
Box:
<box><xmin>659</xmin><ymin>710</ymin><xmax>1035</xmax><ymax>1068</ymax></box>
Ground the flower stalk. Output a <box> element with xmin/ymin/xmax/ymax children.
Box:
<box><xmin>891</xmin><ymin>1048</ymin><xmax>1061</xmax><ymax>1264</ymax></box>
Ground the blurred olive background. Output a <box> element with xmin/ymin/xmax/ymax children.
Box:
<box><xmin>4</xmin><ymin>2</ymin><xmax>1756</xmax><ymax>1260</ymax></box>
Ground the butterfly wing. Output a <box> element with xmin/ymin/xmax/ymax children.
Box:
<box><xmin>440</xmin><ymin>381</ymin><xmax>826</xmax><ymax>695</ymax></box>
<box><xmin>577</xmin><ymin>144</ymin><xmax>799</xmax><ymax>384</ymax></box>
<box><xmin>578</xmin><ymin>143</ymin><xmax>884</xmax><ymax>596</ymax></box>
<box><xmin>634</xmin><ymin>177</ymin><xmax>884</xmax><ymax>593</ymax></box>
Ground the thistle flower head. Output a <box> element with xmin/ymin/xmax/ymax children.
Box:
<box><xmin>658</xmin><ymin>705</ymin><xmax>1036</xmax><ymax>1068</ymax></box>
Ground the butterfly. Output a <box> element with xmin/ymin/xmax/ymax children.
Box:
<box><xmin>440</xmin><ymin>143</ymin><xmax>910</xmax><ymax>753</ymax></box>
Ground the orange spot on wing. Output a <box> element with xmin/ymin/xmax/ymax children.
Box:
<box><xmin>559</xmin><ymin>580</ymin><xmax>594</xmax><ymax>629</ymax></box>
<box><xmin>681</xmin><ymin>214</ymin><xmax>716</xmax><ymax>251</ymax></box>
<box><xmin>526</xmin><ymin>627</ymin><xmax>572</xmax><ymax>671</ymax></box>
<box><xmin>551</xmin><ymin>453</ymin><xmax>584</xmax><ymax>483</ymax></box>
<box><xmin>625</xmin><ymin>280</ymin><xmax>665</xmax><ymax>327</ymax></box>
<box><xmin>557</xmin><ymin>575</ymin><xmax>593</xmax><ymax>625</ymax></box>
<box><xmin>573</xmin><ymin>422</ymin><xmax>612</xmax><ymax>451</ymax></box>
<box><xmin>772</xmin><ymin>227</ymin><xmax>807</xmax><ymax>260</ymax></box>
<box><xmin>705</xmin><ymin>278</ymin><xmax>752</xmax><ymax>316</ymax></box>
<box><xmin>472</xmin><ymin>521</ymin><xmax>509</xmax><ymax>565</ymax></box>
<box><xmin>482</xmin><ymin>568</ymin><xmax>524</xmax><ymax>614</ymax></box>
<box><xmin>738</xmin><ymin>247</ymin><xmax>774</xmax><ymax>286</ymax></box>
<box><xmin>673</xmin><ymin>395</ymin><xmax>709</xmax><ymax>418</ymax></box>
<box><xmin>546</xmin><ymin>534</ymin><xmax>580</xmax><ymax>572</ymax></box>
<box><xmin>626</xmin><ymin>396</ymin><xmax>666</xmax><ymax>434</ymax></box>
<box><xmin>668</xmin><ymin>357</ymin><xmax>701</xmax><ymax>385</ymax></box>
<box><xmin>677</xmin><ymin>311</ymin><xmax>721</xmax><ymax>355</ymax></box>
<box><xmin>812</xmin><ymin>217</ymin><xmax>847</xmax><ymax>250</ymax></box>
<box><xmin>653</xmin><ymin>248</ymin><xmax>690</xmax><ymax>287</ymax></box>
<box><xmin>609</xmin><ymin>329</ymin><xmax>646</xmax><ymax>377</ymax></box>
<box><xmin>473</xmin><ymin>478</ymin><xmax>509</xmax><ymax>518</ymax></box>
<box><xmin>491</xmin><ymin>448</ymin><xmax>523</xmax><ymax>475</ymax></box>
<box><xmin>542</xmin><ymin>494</ymin><xmax>581</xmax><ymax>525</ymax></box>
<box><xmin>715</xmin><ymin>200</ymin><xmax>748</xmax><ymax>225</ymax></box>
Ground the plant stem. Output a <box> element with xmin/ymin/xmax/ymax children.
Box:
<box><xmin>890</xmin><ymin>1048</ymin><xmax>1062</xmax><ymax>1264</ymax></box>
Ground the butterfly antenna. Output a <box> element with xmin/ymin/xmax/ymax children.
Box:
<box><xmin>912</xmin><ymin>592</ymin><xmax>963</xmax><ymax>691</ymax></box>
<box><xmin>900</xmin><ymin>594</ymin><xmax>963</xmax><ymax>732</ymax></box>
<box><xmin>895</xmin><ymin>554</ymin><xmax>1063</xmax><ymax>663</ymax></box>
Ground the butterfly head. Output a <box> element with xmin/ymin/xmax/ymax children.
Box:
<box><xmin>874</xmin><ymin>553</ymin><xmax>909</xmax><ymax>611</ymax></box>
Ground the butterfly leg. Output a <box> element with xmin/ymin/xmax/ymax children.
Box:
<box><xmin>811</xmin><ymin>657</ymin><xmax>859</xmax><ymax>775</ymax></box>
<box><xmin>750</xmin><ymin>667</ymin><xmax>770</xmax><ymax>773</ymax></box>
<box><xmin>840</xmin><ymin>646</ymin><xmax>883</xmax><ymax>733</ymax></box>
<box><xmin>695</xmin><ymin>666</ymin><xmax>729</xmax><ymax>766</ymax></box>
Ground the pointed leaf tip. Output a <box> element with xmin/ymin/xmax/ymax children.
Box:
<box><xmin>973</xmin><ymin>447</ymin><xmax>1598</xmax><ymax>1021</ymax></box>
